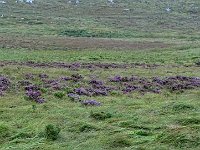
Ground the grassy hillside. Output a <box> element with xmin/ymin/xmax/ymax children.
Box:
<box><xmin>1</xmin><ymin>0</ymin><xmax>200</xmax><ymax>38</ymax></box>
<box><xmin>0</xmin><ymin>0</ymin><xmax>200</xmax><ymax>150</ymax></box>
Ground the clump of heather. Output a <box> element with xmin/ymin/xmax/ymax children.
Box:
<box><xmin>70</xmin><ymin>63</ymin><xmax>81</xmax><ymax>70</ymax></box>
<box><xmin>153</xmin><ymin>76</ymin><xmax>200</xmax><ymax>91</ymax></box>
<box><xmin>18</xmin><ymin>80</ymin><xmax>32</xmax><ymax>86</ymax></box>
<box><xmin>0</xmin><ymin>76</ymin><xmax>10</xmax><ymax>96</ymax></box>
<box><xmin>60</xmin><ymin>76</ymin><xmax>71</xmax><ymax>81</ymax></box>
<box><xmin>81</xmin><ymin>100</ymin><xmax>101</xmax><ymax>106</ymax></box>
<box><xmin>68</xmin><ymin>93</ymin><xmax>80</xmax><ymax>102</ymax></box>
<box><xmin>93</xmin><ymin>89</ymin><xmax>108</xmax><ymax>96</ymax></box>
<box><xmin>110</xmin><ymin>75</ymin><xmax>122</xmax><ymax>82</ymax></box>
<box><xmin>75</xmin><ymin>87</ymin><xmax>90</xmax><ymax>96</ymax></box>
<box><xmin>122</xmin><ymin>84</ymin><xmax>139</xmax><ymax>93</ymax></box>
<box><xmin>39</xmin><ymin>74</ymin><xmax>49</xmax><ymax>79</ymax></box>
<box><xmin>87</xmin><ymin>88</ymin><xmax>108</xmax><ymax>96</ymax></box>
<box><xmin>42</xmin><ymin>79</ymin><xmax>64</xmax><ymax>90</ymax></box>
<box><xmin>71</xmin><ymin>73</ymin><xmax>83</xmax><ymax>81</ymax></box>
<box><xmin>25</xmin><ymin>85</ymin><xmax>40</xmax><ymax>91</ymax></box>
<box><xmin>24</xmin><ymin>73</ymin><xmax>35</xmax><ymax>80</ymax></box>
<box><xmin>25</xmin><ymin>85</ymin><xmax>45</xmax><ymax>103</ymax></box>
<box><xmin>110</xmin><ymin>76</ymin><xmax>138</xmax><ymax>82</ymax></box>
<box><xmin>89</xmin><ymin>79</ymin><xmax>103</xmax><ymax>85</ymax></box>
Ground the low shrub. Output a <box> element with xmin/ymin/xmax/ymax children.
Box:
<box><xmin>90</xmin><ymin>111</ymin><xmax>112</xmax><ymax>120</ymax></box>
<box><xmin>54</xmin><ymin>92</ymin><xmax>65</xmax><ymax>99</ymax></box>
<box><xmin>79</xmin><ymin>124</ymin><xmax>97</xmax><ymax>132</ymax></box>
<box><xmin>45</xmin><ymin>124</ymin><xmax>61</xmax><ymax>140</ymax></box>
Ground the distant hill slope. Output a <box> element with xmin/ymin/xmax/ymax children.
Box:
<box><xmin>0</xmin><ymin>0</ymin><xmax>200</xmax><ymax>38</ymax></box>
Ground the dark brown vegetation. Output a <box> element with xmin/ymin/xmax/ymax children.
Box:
<box><xmin>0</xmin><ymin>36</ymin><xmax>172</xmax><ymax>50</ymax></box>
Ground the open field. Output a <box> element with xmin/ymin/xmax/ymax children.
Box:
<box><xmin>0</xmin><ymin>0</ymin><xmax>200</xmax><ymax>150</ymax></box>
<box><xmin>0</xmin><ymin>36</ymin><xmax>172</xmax><ymax>50</ymax></box>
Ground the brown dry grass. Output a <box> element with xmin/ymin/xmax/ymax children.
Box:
<box><xmin>0</xmin><ymin>36</ymin><xmax>172</xmax><ymax>50</ymax></box>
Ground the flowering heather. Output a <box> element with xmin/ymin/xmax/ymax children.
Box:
<box><xmin>42</xmin><ymin>79</ymin><xmax>63</xmax><ymax>90</ymax></box>
<box><xmin>26</xmin><ymin>90</ymin><xmax>41</xmax><ymax>100</ymax></box>
<box><xmin>68</xmin><ymin>93</ymin><xmax>80</xmax><ymax>101</ymax></box>
<box><xmin>24</xmin><ymin>73</ymin><xmax>35</xmax><ymax>80</ymax></box>
<box><xmin>81</xmin><ymin>100</ymin><xmax>101</xmax><ymax>106</ymax></box>
<box><xmin>122</xmin><ymin>85</ymin><xmax>139</xmax><ymax>93</ymax></box>
<box><xmin>91</xmin><ymin>84</ymin><xmax>109</xmax><ymax>90</ymax></box>
<box><xmin>25</xmin><ymin>85</ymin><xmax>40</xmax><ymax>91</ymax></box>
<box><xmin>39</xmin><ymin>74</ymin><xmax>49</xmax><ymax>79</ymax></box>
<box><xmin>70</xmin><ymin>63</ymin><xmax>81</xmax><ymax>70</ymax></box>
<box><xmin>110</xmin><ymin>75</ymin><xmax>122</xmax><ymax>82</ymax></box>
<box><xmin>110</xmin><ymin>76</ymin><xmax>140</xmax><ymax>82</ymax></box>
<box><xmin>18</xmin><ymin>80</ymin><xmax>32</xmax><ymax>86</ymax></box>
<box><xmin>75</xmin><ymin>87</ymin><xmax>89</xmax><ymax>96</ymax></box>
<box><xmin>1</xmin><ymin>72</ymin><xmax>200</xmax><ymax>104</ymax></box>
<box><xmin>60</xmin><ymin>76</ymin><xmax>71</xmax><ymax>81</ymax></box>
<box><xmin>153</xmin><ymin>76</ymin><xmax>200</xmax><ymax>91</ymax></box>
<box><xmin>71</xmin><ymin>73</ymin><xmax>83</xmax><ymax>81</ymax></box>
<box><xmin>89</xmin><ymin>79</ymin><xmax>103</xmax><ymax>85</ymax></box>
<box><xmin>93</xmin><ymin>89</ymin><xmax>108</xmax><ymax>96</ymax></box>
<box><xmin>2</xmin><ymin>62</ymin><xmax>160</xmax><ymax>69</ymax></box>
<box><xmin>25</xmin><ymin>85</ymin><xmax>45</xmax><ymax>103</ymax></box>
<box><xmin>0</xmin><ymin>76</ymin><xmax>10</xmax><ymax>96</ymax></box>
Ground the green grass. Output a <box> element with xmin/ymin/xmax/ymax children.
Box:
<box><xmin>1</xmin><ymin>0</ymin><xmax>200</xmax><ymax>39</ymax></box>
<box><xmin>0</xmin><ymin>0</ymin><xmax>200</xmax><ymax>149</ymax></box>
<box><xmin>0</xmin><ymin>58</ymin><xmax>200</xmax><ymax>150</ymax></box>
<box><xmin>0</xmin><ymin>47</ymin><xmax>199</xmax><ymax>65</ymax></box>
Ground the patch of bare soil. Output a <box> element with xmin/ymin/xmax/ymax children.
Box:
<box><xmin>0</xmin><ymin>36</ymin><xmax>172</xmax><ymax>50</ymax></box>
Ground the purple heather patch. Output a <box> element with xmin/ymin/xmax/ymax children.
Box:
<box><xmin>1</xmin><ymin>72</ymin><xmax>200</xmax><ymax>105</ymax></box>
<box><xmin>89</xmin><ymin>79</ymin><xmax>104</xmax><ymax>85</ymax></box>
<box><xmin>18</xmin><ymin>80</ymin><xmax>32</xmax><ymax>86</ymax></box>
<box><xmin>25</xmin><ymin>84</ymin><xmax>45</xmax><ymax>103</ymax></box>
<box><xmin>81</xmin><ymin>100</ymin><xmax>101</xmax><ymax>106</ymax></box>
<box><xmin>75</xmin><ymin>87</ymin><xmax>89</xmax><ymax>96</ymax></box>
<box><xmin>60</xmin><ymin>76</ymin><xmax>71</xmax><ymax>81</ymax></box>
<box><xmin>68</xmin><ymin>93</ymin><xmax>80</xmax><ymax>101</ymax></box>
<box><xmin>24</xmin><ymin>73</ymin><xmax>35</xmax><ymax>80</ymax></box>
<box><xmin>71</xmin><ymin>74</ymin><xmax>83</xmax><ymax>80</ymax></box>
<box><xmin>39</xmin><ymin>73</ymin><xmax>49</xmax><ymax>79</ymax></box>
<box><xmin>0</xmin><ymin>76</ymin><xmax>10</xmax><ymax>96</ymax></box>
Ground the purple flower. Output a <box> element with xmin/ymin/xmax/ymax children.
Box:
<box><xmin>75</xmin><ymin>87</ymin><xmax>89</xmax><ymax>96</ymax></box>
<box><xmin>39</xmin><ymin>74</ymin><xmax>49</xmax><ymax>79</ymax></box>
<box><xmin>0</xmin><ymin>76</ymin><xmax>10</xmax><ymax>96</ymax></box>
<box><xmin>110</xmin><ymin>76</ymin><xmax>122</xmax><ymax>82</ymax></box>
<box><xmin>71</xmin><ymin>74</ymin><xmax>83</xmax><ymax>80</ymax></box>
<box><xmin>24</xmin><ymin>73</ymin><xmax>35</xmax><ymax>80</ymax></box>
<box><xmin>122</xmin><ymin>85</ymin><xmax>139</xmax><ymax>93</ymax></box>
<box><xmin>18</xmin><ymin>80</ymin><xmax>32</xmax><ymax>86</ymax></box>
<box><xmin>93</xmin><ymin>89</ymin><xmax>108</xmax><ymax>96</ymax></box>
<box><xmin>60</xmin><ymin>76</ymin><xmax>71</xmax><ymax>81</ymax></box>
<box><xmin>89</xmin><ymin>79</ymin><xmax>103</xmax><ymax>85</ymax></box>
<box><xmin>26</xmin><ymin>90</ymin><xmax>41</xmax><ymax>99</ymax></box>
<box><xmin>81</xmin><ymin>100</ymin><xmax>101</xmax><ymax>106</ymax></box>
<box><xmin>68</xmin><ymin>93</ymin><xmax>80</xmax><ymax>101</ymax></box>
<box><xmin>35</xmin><ymin>98</ymin><xmax>45</xmax><ymax>104</ymax></box>
<box><xmin>25</xmin><ymin>85</ymin><xmax>40</xmax><ymax>91</ymax></box>
<box><xmin>25</xmin><ymin>84</ymin><xmax>45</xmax><ymax>103</ymax></box>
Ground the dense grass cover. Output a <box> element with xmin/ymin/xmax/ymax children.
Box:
<box><xmin>0</xmin><ymin>0</ymin><xmax>200</xmax><ymax>150</ymax></box>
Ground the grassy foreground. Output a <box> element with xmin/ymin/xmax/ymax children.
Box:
<box><xmin>0</xmin><ymin>48</ymin><xmax>200</xmax><ymax>150</ymax></box>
